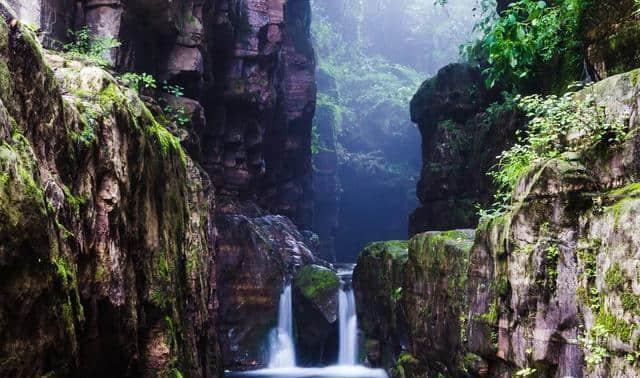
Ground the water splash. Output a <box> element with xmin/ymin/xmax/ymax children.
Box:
<box><xmin>267</xmin><ymin>284</ymin><xmax>296</xmax><ymax>368</ymax></box>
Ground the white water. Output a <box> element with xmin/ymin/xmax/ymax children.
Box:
<box><xmin>231</xmin><ymin>269</ymin><xmax>388</xmax><ymax>378</ymax></box>
<box><xmin>267</xmin><ymin>284</ymin><xmax>296</xmax><ymax>368</ymax></box>
<box><xmin>338</xmin><ymin>288</ymin><xmax>358</xmax><ymax>365</ymax></box>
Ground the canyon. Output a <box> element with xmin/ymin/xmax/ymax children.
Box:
<box><xmin>2</xmin><ymin>0</ymin><xmax>640</xmax><ymax>377</ymax></box>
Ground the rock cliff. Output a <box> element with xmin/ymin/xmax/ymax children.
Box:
<box><xmin>358</xmin><ymin>68</ymin><xmax>640</xmax><ymax>378</ymax></box>
<box><xmin>0</xmin><ymin>12</ymin><xmax>219</xmax><ymax>377</ymax></box>
<box><xmin>1</xmin><ymin>0</ymin><xmax>318</xmax><ymax>374</ymax></box>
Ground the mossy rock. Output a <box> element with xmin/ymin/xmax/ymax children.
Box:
<box><xmin>293</xmin><ymin>265</ymin><xmax>340</xmax><ymax>304</ymax></box>
<box><xmin>360</xmin><ymin>240</ymin><xmax>409</xmax><ymax>264</ymax></box>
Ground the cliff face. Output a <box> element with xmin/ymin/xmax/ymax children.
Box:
<box><xmin>358</xmin><ymin>69</ymin><xmax>640</xmax><ymax>378</ymax></box>
<box><xmin>0</xmin><ymin>12</ymin><xmax>219</xmax><ymax>377</ymax></box>
<box><xmin>1</xmin><ymin>0</ymin><xmax>317</xmax><ymax>374</ymax></box>
<box><xmin>409</xmin><ymin>64</ymin><xmax>522</xmax><ymax>235</ymax></box>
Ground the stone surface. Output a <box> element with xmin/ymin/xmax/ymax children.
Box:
<box><xmin>214</xmin><ymin>198</ymin><xmax>317</xmax><ymax>368</ymax></box>
<box><xmin>353</xmin><ymin>241</ymin><xmax>409</xmax><ymax>369</ymax></box>
<box><xmin>292</xmin><ymin>264</ymin><xmax>340</xmax><ymax>366</ymax></box>
<box><xmin>403</xmin><ymin>69</ymin><xmax>640</xmax><ymax>377</ymax></box>
<box><xmin>409</xmin><ymin>63</ymin><xmax>522</xmax><ymax>235</ymax></box>
<box><xmin>0</xmin><ymin>16</ymin><xmax>220</xmax><ymax>377</ymax></box>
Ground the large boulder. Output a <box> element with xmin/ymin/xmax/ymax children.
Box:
<box><xmin>353</xmin><ymin>241</ymin><xmax>409</xmax><ymax>369</ymax></box>
<box><xmin>292</xmin><ymin>264</ymin><xmax>340</xmax><ymax>365</ymax></box>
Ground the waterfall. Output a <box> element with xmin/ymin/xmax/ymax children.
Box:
<box><xmin>338</xmin><ymin>287</ymin><xmax>358</xmax><ymax>365</ymax></box>
<box><xmin>267</xmin><ymin>284</ymin><xmax>296</xmax><ymax>368</ymax></box>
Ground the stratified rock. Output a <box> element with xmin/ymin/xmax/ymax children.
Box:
<box><xmin>0</xmin><ymin>16</ymin><xmax>220</xmax><ymax>377</ymax></box>
<box><xmin>292</xmin><ymin>264</ymin><xmax>340</xmax><ymax>366</ymax></box>
<box><xmin>409</xmin><ymin>63</ymin><xmax>522</xmax><ymax>235</ymax></box>
<box><xmin>353</xmin><ymin>241</ymin><xmax>409</xmax><ymax>369</ymax></box>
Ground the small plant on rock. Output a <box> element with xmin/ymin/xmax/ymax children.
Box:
<box><xmin>120</xmin><ymin>72</ymin><xmax>157</xmax><ymax>92</ymax></box>
<box><xmin>64</xmin><ymin>26</ymin><xmax>121</xmax><ymax>67</ymax></box>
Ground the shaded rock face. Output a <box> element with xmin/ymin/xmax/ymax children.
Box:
<box><xmin>581</xmin><ymin>0</ymin><xmax>640</xmax><ymax>81</ymax></box>
<box><xmin>203</xmin><ymin>0</ymin><xmax>316</xmax><ymax>228</ymax></box>
<box><xmin>292</xmin><ymin>264</ymin><xmax>340</xmax><ymax>366</ymax></box>
<box><xmin>397</xmin><ymin>70</ymin><xmax>640</xmax><ymax>377</ymax></box>
<box><xmin>402</xmin><ymin>230</ymin><xmax>475</xmax><ymax>377</ymax></box>
<box><xmin>0</xmin><ymin>16</ymin><xmax>220</xmax><ymax>378</ymax></box>
<box><xmin>353</xmin><ymin>241</ymin><xmax>410</xmax><ymax>370</ymax></box>
<box><xmin>409</xmin><ymin>63</ymin><xmax>522</xmax><ymax>235</ymax></box>
<box><xmin>10</xmin><ymin>0</ymin><xmax>316</xmax><ymax>228</ymax></box>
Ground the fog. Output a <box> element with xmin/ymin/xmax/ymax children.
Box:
<box><xmin>311</xmin><ymin>0</ymin><xmax>487</xmax><ymax>262</ymax></box>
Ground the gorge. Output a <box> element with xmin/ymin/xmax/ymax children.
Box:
<box><xmin>2</xmin><ymin>0</ymin><xmax>640</xmax><ymax>377</ymax></box>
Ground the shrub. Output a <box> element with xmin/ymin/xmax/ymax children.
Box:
<box><xmin>64</xmin><ymin>26</ymin><xmax>121</xmax><ymax>67</ymax></box>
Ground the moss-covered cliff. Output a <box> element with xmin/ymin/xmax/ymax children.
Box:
<box><xmin>0</xmin><ymin>11</ymin><xmax>220</xmax><ymax>377</ymax></box>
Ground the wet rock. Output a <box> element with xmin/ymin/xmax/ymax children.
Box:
<box><xmin>215</xmin><ymin>198</ymin><xmax>317</xmax><ymax>369</ymax></box>
<box><xmin>353</xmin><ymin>241</ymin><xmax>409</xmax><ymax>369</ymax></box>
<box><xmin>292</xmin><ymin>265</ymin><xmax>340</xmax><ymax>366</ymax></box>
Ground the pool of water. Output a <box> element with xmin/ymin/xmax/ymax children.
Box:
<box><xmin>226</xmin><ymin>365</ymin><xmax>389</xmax><ymax>378</ymax></box>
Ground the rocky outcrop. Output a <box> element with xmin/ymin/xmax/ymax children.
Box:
<box><xmin>292</xmin><ymin>264</ymin><xmax>340</xmax><ymax>365</ymax></box>
<box><xmin>409</xmin><ymin>63</ymin><xmax>522</xmax><ymax>235</ymax></box>
<box><xmin>353</xmin><ymin>233</ymin><xmax>476</xmax><ymax>377</ymax></box>
<box><xmin>214</xmin><ymin>199</ymin><xmax>317</xmax><ymax>368</ymax></box>
<box><xmin>399</xmin><ymin>69</ymin><xmax>640</xmax><ymax>377</ymax></box>
<box><xmin>9</xmin><ymin>0</ymin><xmax>316</xmax><ymax>228</ymax></box>
<box><xmin>0</xmin><ymin>16</ymin><xmax>220</xmax><ymax>377</ymax></box>
<box><xmin>1</xmin><ymin>0</ymin><xmax>318</xmax><ymax>375</ymax></box>
<box><xmin>353</xmin><ymin>241</ymin><xmax>409</xmax><ymax>369</ymax></box>
<box><xmin>401</xmin><ymin>230</ymin><xmax>475</xmax><ymax>377</ymax></box>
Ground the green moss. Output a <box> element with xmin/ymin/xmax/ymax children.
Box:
<box><xmin>396</xmin><ymin>352</ymin><xmax>419</xmax><ymax>365</ymax></box>
<box><xmin>294</xmin><ymin>265</ymin><xmax>340</xmax><ymax>303</ymax></box>
<box><xmin>605</xmin><ymin>263</ymin><xmax>627</xmax><ymax>291</ymax></box>
<box><xmin>621</xmin><ymin>292</ymin><xmax>640</xmax><ymax>316</ymax></box>
<box><xmin>360</xmin><ymin>240</ymin><xmax>409</xmax><ymax>263</ymax></box>
<box><xmin>630</xmin><ymin>69</ymin><xmax>640</xmax><ymax>87</ymax></box>
<box><xmin>480</xmin><ymin>300</ymin><xmax>498</xmax><ymax>325</ymax></box>
<box><xmin>596</xmin><ymin>310</ymin><xmax>635</xmax><ymax>343</ymax></box>
<box><xmin>62</xmin><ymin>185</ymin><xmax>88</xmax><ymax>216</ymax></box>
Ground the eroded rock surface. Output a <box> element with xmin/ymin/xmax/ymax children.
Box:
<box><xmin>409</xmin><ymin>63</ymin><xmax>522</xmax><ymax>235</ymax></box>
<box><xmin>0</xmin><ymin>15</ymin><xmax>220</xmax><ymax>377</ymax></box>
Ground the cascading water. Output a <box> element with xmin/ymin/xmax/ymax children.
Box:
<box><xmin>338</xmin><ymin>284</ymin><xmax>358</xmax><ymax>365</ymax></box>
<box><xmin>267</xmin><ymin>284</ymin><xmax>296</xmax><ymax>368</ymax></box>
<box><xmin>229</xmin><ymin>267</ymin><xmax>388</xmax><ymax>378</ymax></box>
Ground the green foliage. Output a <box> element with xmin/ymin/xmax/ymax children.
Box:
<box><xmin>159</xmin><ymin>82</ymin><xmax>190</xmax><ymax>127</ymax></box>
<box><xmin>604</xmin><ymin>263</ymin><xmax>626</xmax><ymax>290</ymax></box>
<box><xmin>577</xmin><ymin>324</ymin><xmax>609</xmax><ymax>368</ymax></box>
<box><xmin>479</xmin><ymin>91</ymin><xmax>629</xmax><ymax>218</ymax></box>
<box><xmin>545</xmin><ymin>244</ymin><xmax>560</xmax><ymax>290</ymax></box>
<box><xmin>463</xmin><ymin>0</ymin><xmax>586</xmax><ymax>90</ymax></box>
<box><xmin>63</xmin><ymin>26</ymin><xmax>121</xmax><ymax>67</ymax></box>
<box><xmin>120</xmin><ymin>72</ymin><xmax>157</xmax><ymax>92</ymax></box>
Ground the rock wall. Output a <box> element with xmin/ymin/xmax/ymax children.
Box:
<box><xmin>1</xmin><ymin>0</ymin><xmax>318</xmax><ymax>374</ymax></box>
<box><xmin>0</xmin><ymin>11</ymin><xmax>220</xmax><ymax>377</ymax></box>
<box><xmin>369</xmin><ymin>69</ymin><xmax>640</xmax><ymax>378</ymax></box>
<box><xmin>409</xmin><ymin>63</ymin><xmax>522</xmax><ymax>235</ymax></box>
<box><xmin>353</xmin><ymin>241</ymin><xmax>409</xmax><ymax>369</ymax></box>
